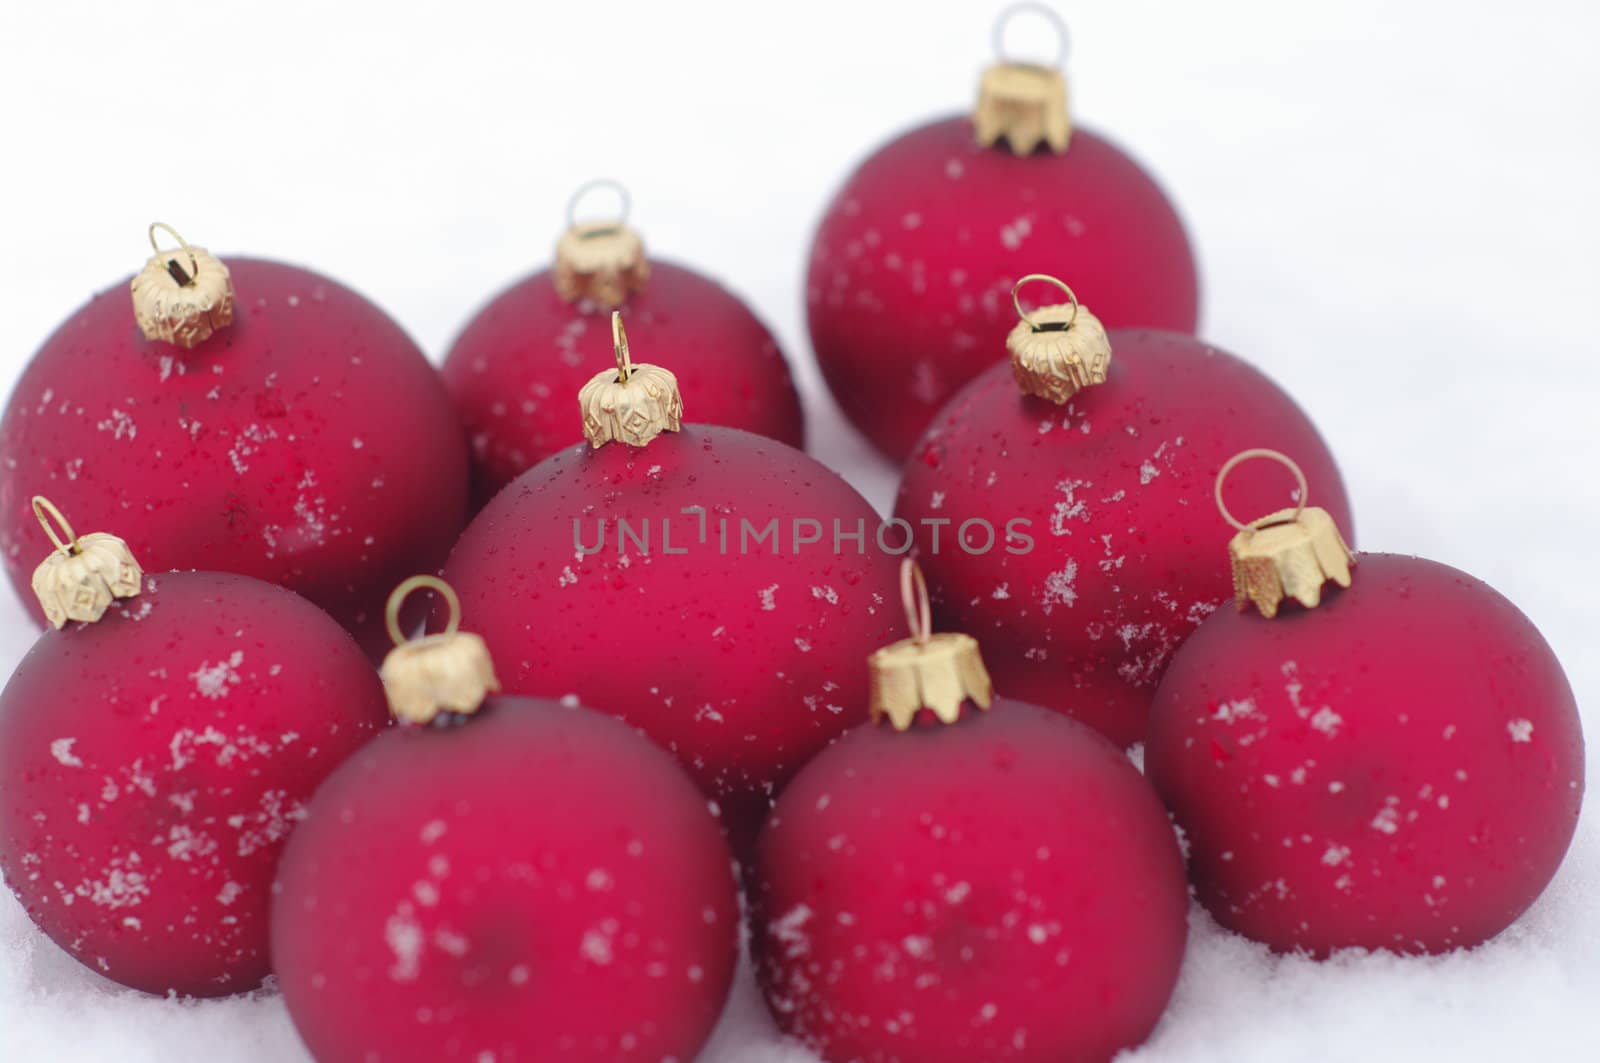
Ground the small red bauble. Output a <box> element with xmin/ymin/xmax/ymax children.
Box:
<box><xmin>896</xmin><ymin>310</ymin><xmax>1350</xmax><ymax>748</ymax></box>
<box><xmin>441</xmin><ymin>317</ymin><xmax>899</xmax><ymax>846</ymax></box>
<box><xmin>442</xmin><ymin>184</ymin><xmax>803</xmax><ymax>508</ymax></box>
<box><xmin>272</xmin><ymin>695</ymin><xmax>740</xmax><ymax>1063</ymax></box>
<box><xmin>751</xmin><ymin>568</ymin><xmax>1188</xmax><ymax>1063</ymax></box>
<box><xmin>1146</xmin><ymin>551</ymin><xmax>1584</xmax><ymax>955</ymax></box>
<box><xmin>0</xmin><ymin>231</ymin><xmax>469</xmax><ymax>655</ymax></box>
<box><xmin>0</xmin><ymin>566</ymin><xmax>387</xmax><ymax>996</ymax></box>
<box><xmin>807</xmin><ymin>19</ymin><xmax>1198</xmax><ymax>459</ymax></box>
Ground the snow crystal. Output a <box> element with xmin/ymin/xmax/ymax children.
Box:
<box><xmin>1039</xmin><ymin>560</ymin><xmax>1079</xmax><ymax>612</ymax></box>
<box><xmin>580</xmin><ymin>926</ymin><xmax>615</xmax><ymax>966</ymax></box>
<box><xmin>49</xmin><ymin>738</ymin><xmax>82</xmax><ymax>767</ymax></box>
<box><xmin>385</xmin><ymin>909</ymin><xmax>424</xmax><ymax>981</ymax></box>
<box><xmin>189</xmin><ymin>652</ymin><xmax>244</xmax><ymax>700</ymax></box>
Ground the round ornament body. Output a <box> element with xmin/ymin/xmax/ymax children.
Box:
<box><xmin>0</xmin><ymin>570</ymin><xmax>387</xmax><ymax>996</ymax></box>
<box><xmin>443</xmin><ymin>261</ymin><xmax>804</xmax><ymax>509</ymax></box>
<box><xmin>895</xmin><ymin>329</ymin><xmax>1351</xmax><ymax>747</ymax></box>
<box><xmin>440</xmin><ymin>425</ymin><xmax>901</xmax><ymax>843</ymax></box>
<box><xmin>808</xmin><ymin>118</ymin><xmax>1199</xmax><ymax>459</ymax></box>
<box><xmin>272</xmin><ymin>696</ymin><xmax>740</xmax><ymax>1063</ymax></box>
<box><xmin>751</xmin><ymin>698</ymin><xmax>1188</xmax><ymax>1063</ymax></box>
<box><xmin>1145</xmin><ymin>552</ymin><xmax>1584</xmax><ymax>955</ymax></box>
<box><xmin>0</xmin><ymin>258</ymin><xmax>470</xmax><ymax>655</ymax></box>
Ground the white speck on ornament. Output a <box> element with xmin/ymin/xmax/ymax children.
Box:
<box><xmin>189</xmin><ymin>652</ymin><xmax>245</xmax><ymax>700</ymax></box>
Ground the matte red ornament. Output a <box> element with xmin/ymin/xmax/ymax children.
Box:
<box><xmin>807</xmin><ymin>12</ymin><xmax>1198</xmax><ymax>459</ymax></box>
<box><xmin>272</xmin><ymin>696</ymin><xmax>740</xmax><ymax>1063</ymax></box>
<box><xmin>442</xmin><ymin>314</ymin><xmax>900</xmax><ymax>848</ymax></box>
<box><xmin>1146</xmin><ymin>551</ymin><xmax>1585</xmax><ymax>955</ymax></box>
<box><xmin>442</xmin><ymin>426</ymin><xmax>900</xmax><ymax>847</ymax></box>
<box><xmin>0</xmin><ymin>569</ymin><xmax>387</xmax><ymax>996</ymax></box>
<box><xmin>896</xmin><ymin>323</ymin><xmax>1351</xmax><ymax>748</ymax></box>
<box><xmin>442</xmin><ymin>183</ymin><xmax>804</xmax><ymax>508</ymax></box>
<box><xmin>750</xmin><ymin>564</ymin><xmax>1187</xmax><ymax>1063</ymax></box>
<box><xmin>0</xmin><ymin>233</ymin><xmax>469</xmax><ymax>656</ymax></box>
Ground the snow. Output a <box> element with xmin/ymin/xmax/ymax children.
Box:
<box><xmin>3</xmin><ymin>0</ymin><xmax>1600</xmax><ymax>1060</ymax></box>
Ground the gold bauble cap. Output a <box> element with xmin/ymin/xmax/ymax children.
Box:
<box><xmin>379</xmin><ymin>576</ymin><xmax>501</xmax><ymax>725</ymax></box>
<box><xmin>578</xmin><ymin>312</ymin><xmax>683</xmax><ymax>449</ymax></box>
<box><xmin>29</xmin><ymin>496</ymin><xmax>143</xmax><ymax>629</ymax></box>
<box><xmin>1006</xmin><ymin>274</ymin><xmax>1111</xmax><ymax>404</ymax></box>
<box><xmin>553</xmin><ymin>180</ymin><xmax>650</xmax><ymax>307</ymax></box>
<box><xmin>973</xmin><ymin>4</ymin><xmax>1072</xmax><ymax>155</ymax></box>
<box><xmin>130</xmin><ymin>223</ymin><xmax>235</xmax><ymax>349</ymax></box>
<box><xmin>868</xmin><ymin>561</ymin><xmax>994</xmax><ymax>731</ymax></box>
<box><xmin>1216</xmin><ymin>449</ymin><xmax>1356</xmax><ymax>619</ymax></box>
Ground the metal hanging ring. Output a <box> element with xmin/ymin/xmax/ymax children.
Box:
<box><xmin>385</xmin><ymin>575</ymin><xmax>462</xmax><ymax>648</ymax></box>
<box><xmin>31</xmin><ymin>495</ymin><xmax>79</xmax><ymax>556</ymax></box>
<box><xmin>1011</xmin><ymin>273</ymin><xmax>1080</xmax><ymax>332</ymax></box>
<box><xmin>147</xmin><ymin>222</ymin><xmax>200</xmax><ymax>286</ymax></box>
<box><xmin>1214</xmin><ymin>448</ymin><xmax>1310</xmax><ymax>533</ymax></box>
<box><xmin>565</xmin><ymin>178</ymin><xmax>632</xmax><ymax>231</ymax></box>
<box><xmin>993</xmin><ymin>2</ymin><xmax>1071</xmax><ymax>68</ymax></box>
<box><xmin>900</xmin><ymin>559</ymin><xmax>933</xmax><ymax>646</ymax></box>
<box><xmin>611</xmin><ymin>310</ymin><xmax>633</xmax><ymax>384</ymax></box>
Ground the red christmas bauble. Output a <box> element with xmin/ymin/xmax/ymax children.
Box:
<box><xmin>1145</xmin><ymin>552</ymin><xmax>1585</xmax><ymax>955</ymax></box>
<box><xmin>751</xmin><ymin>698</ymin><xmax>1188</xmax><ymax>1063</ymax></box>
<box><xmin>440</xmin><ymin>424</ymin><xmax>901</xmax><ymax>847</ymax></box>
<box><xmin>808</xmin><ymin>118</ymin><xmax>1198</xmax><ymax>459</ymax></box>
<box><xmin>0</xmin><ymin>254</ymin><xmax>469</xmax><ymax>655</ymax></box>
<box><xmin>895</xmin><ymin>328</ymin><xmax>1351</xmax><ymax>748</ymax></box>
<box><xmin>0</xmin><ymin>570</ymin><xmax>387</xmax><ymax>996</ymax></box>
<box><xmin>443</xmin><ymin>260</ymin><xmax>804</xmax><ymax>510</ymax></box>
<box><xmin>272</xmin><ymin>696</ymin><xmax>740</xmax><ymax>1063</ymax></box>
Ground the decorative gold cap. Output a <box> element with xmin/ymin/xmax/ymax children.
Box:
<box><xmin>379</xmin><ymin>576</ymin><xmax>501</xmax><ymax>725</ymax></box>
<box><xmin>29</xmin><ymin>496</ymin><xmax>143</xmax><ymax>629</ymax></box>
<box><xmin>579</xmin><ymin>312</ymin><xmax>683</xmax><ymax>449</ymax></box>
<box><xmin>130</xmin><ymin>223</ymin><xmax>235</xmax><ymax>349</ymax></box>
<box><xmin>973</xmin><ymin>4</ymin><xmax>1071</xmax><ymax>155</ymax></box>
<box><xmin>553</xmin><ymin>179</ymin><xmax>650</xmax><ymax>307</ymax></box>
<box><xmin>868</xmin><ymin>561</ymin><xmax>994</xmax><ymax>730</ymax></box>
<box><xmin>1007</xmin><ymin>274</ymin><xmax>1111</xmax><ymax>404</ymax></box>
<box><xmin>1216</xmin><ymin>449</ymin><xmax>1356</xmax><ymax>619</ymax></box>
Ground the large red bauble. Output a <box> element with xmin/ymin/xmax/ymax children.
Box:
<box><xmin>272</xmin><ymin>696</ymin><xmax>740</xmax><ymax>1063</ymax></box>
<box><xmin>1145</xmin><ymin>552</ymin><xmax>1584</xmax><ymax>955</ymax></box>
<box><xmin>442</xmin><ymin>261</ymin><xmax>804</xmax><ymax>509</ymax></box>
<box><xmin>0</xmin><ymin>571</ymin><xmax>387</xmax><ymax>996</ymax></box>
<box><xmin>440</xmin><ymin>426</ymin><xmax>901</xmax><ymax>846</ymax></box>
<box><xmin>808</xmin><ymin>119</ymin><xmax>1199</xmax><ymax>459</ymax></box>
<box><xmin>895</xmin><ymin>329</ymin><xmax>1351</xmax><ymax>748</ymax></box>
<box><xmin>0</xmin><ymin>258</ymin><xmax>469</xmax><ymax>655</ymax></box>
<box><xmin>751</xmin><ymin>698</ymin><xmax>1188</xmax><ymax>1063</ymax></box>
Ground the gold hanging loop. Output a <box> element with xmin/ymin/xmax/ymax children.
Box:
<box><xmin>1011</xmin><ymin>273</ymin><xmax>1080</xmax><ymax>332</ymax></box>
<box><xmin>32</xmin><ymin>495</ymin><xmax>79</xmax><ymax>556</ymax></box>
<box><xmin>147</xmin><ymin>222</ymin><xmax>200</xmax><ymax>287</ymax></box>
<box><xmin>1214</xmin><ymin>448</ymin><xmax>1310</xmax><ymax>533</ymax></box>
<box><xmin>612</xmin><ymin>311</ymin><xmax>633</xmax><ymax>384</ymax></box>
<box><xmin>899</xmin><ymin>559</ymin><xmax>933</xmax><ymax>647</ymax></box>
<box><xmin>385</xmin><ymin>574</ymin><xmax>461</xmax><ymax>648</ymax></box>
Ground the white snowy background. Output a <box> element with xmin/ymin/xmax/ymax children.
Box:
<box><xmin>1</xmin><ymin>0</ymin><xmax>1597</xmax><ymax>1059</ymax></box>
